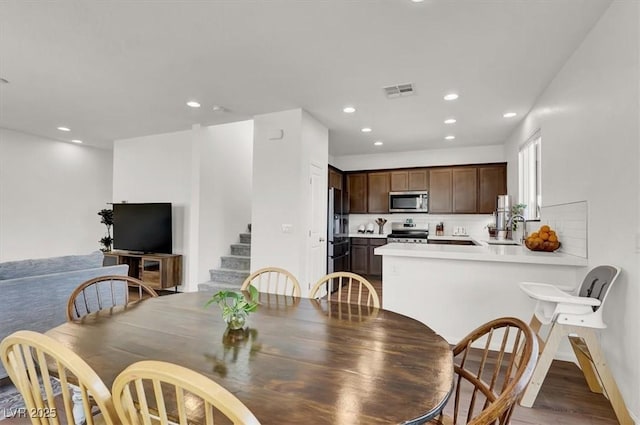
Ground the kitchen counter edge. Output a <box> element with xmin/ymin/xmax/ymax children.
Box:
<box><xmin>374</xmin><ymin>242</ymin><xmax>588</xmax><ymax>267</ymax></box>
<box><xmin>348</xmin><ymin>233</ymin><xmax>389</xmax><ymax>239</ymax></box>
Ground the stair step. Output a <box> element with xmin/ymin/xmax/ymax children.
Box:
<box><xmin>198</xmin><ymin>281</ymin><xmax>243</xmax><ymax>293</ymax></box>
<box><xmin>239</xmin><ymin>233</ymin><xmax>252</xmax><ymax>244</ymax></box>
<box><xmin>209</xmin><ymin>268</ymin><xmax>249</xmax><ymax>285</ymax></box>
<box><xmin>221</xmin><ymin>255</ymin><xmax>250</xmax><ymax>271</ymax></box>
<box><xmin>231</xmin><ymin>243</ymin><xmax>251</xmax><ymax>256</ymax></box>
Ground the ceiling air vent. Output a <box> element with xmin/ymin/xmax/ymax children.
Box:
<box><xmin>383</xmin><ymin>83</ymin><xmax>415</xmax><ymax>99</ymax></box>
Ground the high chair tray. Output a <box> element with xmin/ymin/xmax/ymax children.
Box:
<box><xmin>519</xmin><ymin>282</ymin><xmax>601</xmax><ymax>306</ymax></box>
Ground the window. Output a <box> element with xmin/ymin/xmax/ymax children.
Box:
<box><xmin>518</xmin><ymin>131</ymin><xmax>541</xmax><ymax>219</ymax></box>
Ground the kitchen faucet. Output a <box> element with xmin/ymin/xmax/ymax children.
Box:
<box><xmin>507</xmin><ymin>214</ymin><xmax>527</xmax><ymax>243</ymax></box>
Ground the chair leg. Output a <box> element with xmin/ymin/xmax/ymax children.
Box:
<box><xmin>568</xmin><ymin>335</ymin><xmax>603</xmax><ymax>394</ymax></box>
<box><xmin>70</xmin><ymin>384</ymin><xmax>86</xmax><ymax>425</ymax></box>
<box><xmin>520</xmin><ymin>322</ymin><xmax>566</xmax><ymax>407</ymax></box>
<box><xmin>528</xmin><ymin>314</ymin><xmax>546</xmax><ymax>353</ymax></box>
<box><xmin>580</xmin><ymin>329</ymin><xmax>634</xmax><ymax>425</ymax></box>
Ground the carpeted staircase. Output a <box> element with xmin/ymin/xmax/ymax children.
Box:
<box><xmin>198</xmin><ymin>230</ymin><xmax>251</xmax><ymax>292</ymax></box>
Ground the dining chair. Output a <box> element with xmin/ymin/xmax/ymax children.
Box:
<box><xmin>427</xmin><ymin>317</ymin><xmax>538</xmax><ymax>425</ymax></box>
<box><xmin>519</xmin><ymin>265</ymin><xmax>632</xmax><ymax>424</ymax></box>
<box><xmin>309</xmin><ymin>272</ymin><xmax>380</xmax><ymax>308</ymax></box>
<box><xmin>0</xmin><ymin>330</ymin><xmax>118</xmax><ymax>425</ymax></box>
<box><xmin>240</xmin><ymin>267</ymin><xmax>301</xmax><ymax>297</ymax></box>
<box><xmin>112</xmin><ymin>360</ymin><xmax>261</xmax><ymax>425</ymax></box>
<box><xmin>66</xmin><ymin>275</ymin><xmax>158</xmax><ymax>321</ymax></box>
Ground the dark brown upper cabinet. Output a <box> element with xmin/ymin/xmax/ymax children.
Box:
<box><xmin>478</xmin><ymin>165</ymin><xmax>507</xmax><ymax>213</ymax></box>
<box><xmin>390</xmin><ymin>169</ymin><xmax>428</xmax><ymax>192</ymax></box>
<box><xmin>428</xmin><ymin>168</ymin><xmax>453</xmax><ymax>213</ymax></box>
<box><xmin>452</xmin><ymin>167</ymin><xmax>478</xmax><ymax>213</ymax></box>
<box><xmin>329</xmin><ymin>167</ymin><xmax>343</xmax><ymax>191</ymax></box>
<box><xmin>348</xmin><ymin>163</ymin><xmax>506</xmax><ymax>215</ymax></box>
<box><xmin>347</xmin><ymin>173</ymin><xmax>368</xmax><ymax>213</ymax></box>
<box><xmin>367</xmin><ymin>172</ymin><xmax>390</xmax><ymax>213</ymax></box>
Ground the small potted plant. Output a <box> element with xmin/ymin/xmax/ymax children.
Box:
<box><xmin>205</xmin><ymin>285</ymin><xmax>259</xmax><ymax>330</ymax></box>
<box><xmin>97</xmin><ymin>208</ymin><xmax>114</xmax><ymax>252</ymax></box>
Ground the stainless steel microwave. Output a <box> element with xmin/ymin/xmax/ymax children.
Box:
<box><xmin>389</xmin><ymin>191</ymin><xmax>429</xmax><ymax>213</ymax></box>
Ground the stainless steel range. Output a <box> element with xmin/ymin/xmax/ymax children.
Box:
<box><xmin>387</xmin><ymin>221</ymin><xmax>429</xmax><ymax>243</ymax></box>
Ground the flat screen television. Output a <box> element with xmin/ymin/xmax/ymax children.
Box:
<box><xmin>112</xmin><ymin>203</ymin><xmax>173</xmax><ymax>254</ymax></box>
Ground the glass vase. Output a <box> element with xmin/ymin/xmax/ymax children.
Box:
<box><xmin>226</xmin><ymin>313</ymin><xmax>246</xmax><ymax>330</ymax></box>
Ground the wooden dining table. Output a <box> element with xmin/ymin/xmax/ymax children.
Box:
<box><xmin>46</xmin><ymin>291</ymin><xmax>454</xmax><ymax>424</ymax></box>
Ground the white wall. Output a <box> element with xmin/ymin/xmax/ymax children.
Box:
<box><xmin>332</xmin><ymin>144</ymin><xmax>505</xmax><ymax>172</ymax></box>
<box><xmin>197</xmin><ymin>121</ymin><xmax>253</xmax><ymax>283</ymax></box>
<box><xmin>251</xmin><ymin>109</ymin><xmax>328</xmax><ymax>296</ymax></box>
<box><xmin>113</xmin><ymin>129</ymin><xmax>194</xmax><ymax>287</ymax></box>
<box><xmin>504</xmin><ymin>2</ymin><xmax>639</xmax><ymax>418</ymax></box>
<box><xmin>114</xmin><ymin>122</ymin><xmax>254</xmax><ymax>291</ymax></box>
<box><xmin>0</xmin><ymin>128</ymin><xmax>113</xmax><ymax>261</ymax></box>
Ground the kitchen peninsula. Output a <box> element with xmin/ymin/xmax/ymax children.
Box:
<box><xmin>375</xmin><ymin>242</ymin><xmax>588</xmax><ymax>354</ymax></box>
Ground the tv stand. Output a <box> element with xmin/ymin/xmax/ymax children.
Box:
<box><xmin>103</xmin><ymin>251</ymin><xmax>182</xmax><ymax>291</ymax></box>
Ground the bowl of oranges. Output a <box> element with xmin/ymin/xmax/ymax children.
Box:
<box><xmin>524</xmin><ymin>225</ymin><xmax>560</xmax><ymax>252</ymax></box>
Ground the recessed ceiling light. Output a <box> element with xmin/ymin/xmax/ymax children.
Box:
<box><xmin>343</xmin><ymin>106</ymin><xmax>356</xmax><ymax>114</ymax></box>
<box><xmin>503</xmin><ymin>112</ymin><xmax>517</xmax><ymax>118</ymax></box>
<box><xmin>186</xmin><ymin>101</ymin><xmax>201</xmax><ymax>108</ymax></box>
<box><xmin>57</xmin><ymin>127</ymin><xmax>71</xmax><ymax>132</ymax></box>
<box><xmin>0</xmin><ymin>78</ymin><xmax>9</xmax><ymax>84</ymax></box>
<box><xmin>445</xmin><ymin>135</ymin><xmax>456</xmax><ymax>141</ymax></box>
<box><xmin>374</xmin><ymin>141</ymin><xmax>383</xmax><ymax>146</ymax></box>
<box><xmin>70</xmin><ymin>139</ymin><xmax>83</xmax><ymax>144</ymax></box>
<box><xmin>444</xmin><ymin>118</ymin><xmax>457</xmax><ymax>124</ymax></box>
<box><xmin>444</xmin><ymin>93</ymin><xmax>459</xmax><ymax>101</ymax></box>
<box><xmin>361</xmin><ymin>127</ymin><xmax>372</xmax><ymax>133</ymax></box>
<box><xmin>411</xmin><ymin>0</ymin><xmax>425</xmax><ymax>2</ymax></box>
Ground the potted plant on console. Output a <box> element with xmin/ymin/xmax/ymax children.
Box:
<box><xmin>97</xmin><ymin>208</ymin><xmax>114</xmax><ymax>252</ymax></box>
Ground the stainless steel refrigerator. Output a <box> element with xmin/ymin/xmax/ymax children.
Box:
<box><xmin>327</xmin><ymin>188</ymin><xmax>349</xmax><ymax>276</ymax></box>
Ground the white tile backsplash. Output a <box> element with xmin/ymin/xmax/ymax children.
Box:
<box><xmin>348</xmin><ymin>213</ymin><xmax>495</xmax><ymax>240</ymax></box>
<box><xmin>540</xmin><ymin>201</ymin><xmax>588</xmax><ymax>258</ymax></box>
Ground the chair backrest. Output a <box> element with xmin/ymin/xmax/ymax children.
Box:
<box><xmin>448</xmin><ymin>317</ymin><xmax>538</xmax><ymax>425</ymax></box>
<box><xmin>112</xmin><ymin>360</ymin><xmax>261</xmax><ymax>425</ymax></box>
<box><xmin>240</xmin><ymin>267</ymin><xmax>301</xmax><ymax>297</ymax></box>
<box><xmin>309</xmin><ymin>272</ymin><xmax>380</xmax><ymax>308</ymax></box>
<box><xmin>67</xmin><ymin>275</ymin><xmax>158</xmax><ymax>321</ymax></box>
<box><xmin>0</xmin><ymin>330</ymin><xmax>118</xmax><ymax>425</ymax></box>
<box><xmin>577</xmin><ymin>266</ymin><xmax>620</xmax><ymax>312</ymax></box>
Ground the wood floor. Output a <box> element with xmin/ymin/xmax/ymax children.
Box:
<box><xmin>331</xmin><ymin>275</ymin><xmax>620</xmax><ymax>425</ymax></box>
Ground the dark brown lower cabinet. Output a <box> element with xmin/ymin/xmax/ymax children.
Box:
<box><xmin>350</xmin><ymin>237</ymin><xmax>386</xmax><ymax>276</ymax></box>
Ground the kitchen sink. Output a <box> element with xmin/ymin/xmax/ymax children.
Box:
<box><xmin>485</xmin><ymin>239</ymin><xmax>521</xmax><ymax>245</ymax></box>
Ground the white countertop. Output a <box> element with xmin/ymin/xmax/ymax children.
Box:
<box><xmin>375</xmin><ymin>242</ymin><xmax>587</xmax><ymax>266</ymax></box>
<box><xmin>427</xmin><ymin>235</ymin><xmax>476</xmax><ymax>242</ymax></box>
<box><xmin>349</xmin><ymin>233</ymin><xmax>388</xmax><ymax>239</ymax></box>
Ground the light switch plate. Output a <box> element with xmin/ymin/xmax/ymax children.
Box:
<box><xmin>281</xmin><ymin>224</ymin><xmax>293</xmax><ymax>233</ymax></box>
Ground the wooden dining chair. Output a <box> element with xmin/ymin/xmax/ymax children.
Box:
<box><xmin>309</xmin><ymin>272</ymin><xmax>380</xmax><ymax>308</ymax></box>
<box><xmin>66</xmin><ymin>275</ymin><xmax>158</xmax><ymax>321</ymax></box>
<box><xmin>240</xmin><ymin>267</ymin><xmax>301</xmax><ymax>297</ymax></box>
<box><xmin>428</xmin><ymin>317</ymin><xmax>538</xmax><ymax>425</ymax></box>
<box><xmin>0</xmin><ymin>330</ymin><xmax>118</xmax><ymax>425</ymax></box>
<box><xmin>112</xmin><ymin>360</ymin><xmax>261</xmax><ymax>425</ymax></box>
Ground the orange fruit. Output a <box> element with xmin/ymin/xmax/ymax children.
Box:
<box><xmin>549</xmin><ymin>234</ymin><xmax>558</xmax><ymax>242</ymax></box>
<box><xmin>539</xmin><ymin>232</ymin><xmax>549</xmax><ymax>241</ymax></box>
<box><xmin>530</xmin><ymin>232</ymin><xmax>539</xmax><ymax>239</ymax></box>
<box><xmin>540</xmin><ymin>225</ymin><xmax>550</xmax><ymax>233</ymax></box>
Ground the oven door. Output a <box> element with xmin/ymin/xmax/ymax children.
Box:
<box><xmin>328</xmin><ymin>237</ymin><xmax>349</xmax><ymax>273</ymax></box>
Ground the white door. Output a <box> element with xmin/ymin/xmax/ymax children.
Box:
<box><xmin>308</xmin><ymin>162</ymin><xmax>327</xmax><ymax>295</ymax></box>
